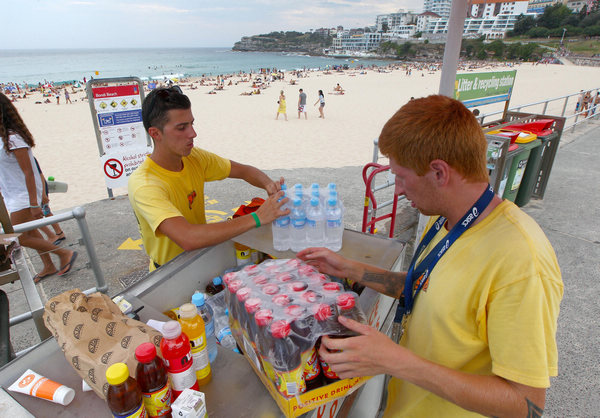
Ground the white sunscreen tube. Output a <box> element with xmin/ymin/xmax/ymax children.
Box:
<box><xmin>8</xmin><ymin>369</ymin><xmax>75</xmax><ymax>406</ymax></box>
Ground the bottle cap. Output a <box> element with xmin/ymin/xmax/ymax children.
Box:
<box><xmin>285</xmin><ymin>259</ymin><xmax>301</xmax><ymax>268</ymax></box>
<box><xmin>255</xmin><ymin>309</ymin><xmax>273</xmax><ymax>326</ymax></box>
<box><xmin>262</xmin><ymin>284</ymin><xmax>279</xmax><ymax>295</ymax></box>
<box><xmin>135</xmin><ymin>342</ymin><xmax>157</xmax><ymax>363</ymax></box>
<box><xmin>293</xmin><ymin>198</ymin><xmax>302</xmax><ymax>207</ymax></box>
<box><xmin>323</xmin><ymin>282</ymin><xmax>341</xmax><ymax>293</ymax></box>
<box><xmin>162</xmin><ymin>320</ymin><xmax>183</xmax><ymax>340</ymax></box>
<box><xmin>289</xmin><ymin>281</ymin><xmax>308</xmax><ymax>292</ymax></box>
<box><xmin>312</xmin><ymin>304</ymin><xmax>333</xmax><ymax>321</ymax></box>
<box><xmin>106</xmin><ymin>363</ymin><xmax>130</xmax><ymax>385</ymax></box>
<box><xmin>298</xmin><ymin>264</ymin><xmax>316</xmax><ymax>276</ymax></box>
<box><xmin>272</xmin><ymin>294</ymin><xmax>291</xmax><ymax>306</ymax></box>
<box><xmin>281</xmin><ymin>183</ymin><xmax>287</xmax><ymax>191</ymax></box>
<box><xmin>213</xmin><ymin>276</ymin><xmax>223</xmax><ymax>286</ymax></box>
<box><xmin>284</xmin><ymin>305</ymin><xmax>305</xmax><ymax>319</ymax></box>
<box><xmin>228</xmin><ymin>279</ymin><xmax>243</xmax><ymax>294</ymax></box>
<box><xmin>53</xmin><ymin>384</ymin><xmax>75</xmax><ymax>406</ymax></box>
<box><xmin>311</xmin><ymin>183</ymin><xmax>319</xmax><ymax>189</ymax></box>
<box><xmin>236</xmin><ymin>287</ymin><xmax>252</xmax><ymax>302</ymax></box>
<box><xmin>270</xmin><ymin>320</ymin><xmax>291</xmax><ymax>339</ymax></box>
<box><xmin>300</xmin><ymin>290</ymin><xmax>321</xmax><ymax>303</ymax></box>
<box><xmin>179</xmin><ymin>303</ymin><xmax>198</xmax><ymax>319</ymax></box>
<box><xmin>253</xmin><ymin>275</ymin><xmax>269</xmax><ymax>286</ymax></box>
<box><xmin>336</xmin><ymin>293</ymin><xmax>356</xmax><ymax>310</ymax></box>
<box><xmin>276</xmin><ymin>273</ymin><xmax>293</xmax><ymax>282</ymax></box>
<box><xmin>328</xmin><ymin>197</ymin><xmax>337</xmax><ymax>206</ymax></box>
<box><xmin>311</xmin><ymin>198</ymin><xmax>319</xmax><ymax>206</ymax></box>
<box><xmin>192</xmin><ymin>292</ymin><xmax>205</xmax><ymax>307</ymax></box>
<box><xmin>245</xmin><ymin>297</ymin><xmax>262</xmax><ymax>314</ymax></box>
<box><xmin>243</xmin><ymin>264</ymin><xmax>259</xmax><ymax>274</ymax></box>
<box><xmin>222</xmin><ymin>272</ymin><xmax>235</xmax><ymax>285</ymax></box>
<box><xmin>328</xmin><ymin>183</ymin><xmax>336</xmax><ymax>190</ymax></box>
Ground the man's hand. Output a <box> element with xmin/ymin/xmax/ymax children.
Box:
<box><xmin>297</xmin><ymin>247</ymin><xmax>350</xmax><ymax>278</ymax></box>
<box><xmin>264</xmin><ymin>177</ymin><xmax>284</xmax><ymax>196</ymax></box>
<box><xmin>319</xmin><ymin>316</ymin><xmax>403</xmax><ymax>379</ymax></box>
<box><xmin>255</xmin><ymin>190</ymin><xmax>289</xmax><ymax>225</ymax></box>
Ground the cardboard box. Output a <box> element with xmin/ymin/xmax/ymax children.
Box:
<box><xmin>171</xmin><ymin>389</ymin><xmax>206</xmax><ymax>418</ymax></box>
<box><xmin>235</xmin><ymin>332</ymin><xmax>370</xmax><ymax>418</ymax></box>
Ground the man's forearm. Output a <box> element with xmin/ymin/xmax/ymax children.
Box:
<box><xmin>390</xmin><ymin>349</ymin><xmax>546</xmax><ymax>417</ymax></box>
<box><xmin>346</xmin><ymin>262</ymin><xmax>406</xmax><ymax>299</ymax></box>
<box><xmin>229</xmin><ymin>161</ymin><xmax>276</xmax><ymax>194</ymax></box>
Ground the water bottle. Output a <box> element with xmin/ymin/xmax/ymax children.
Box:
<box><xmin>326</xmin><ymin>194</ymin><xmax>343</xmax><ymax>252</ymax></box>
<box><xmin>192</xmin><ymin>293</ymin><xmax>218</xmax><ymax>364</ymax></box>
<box><xmin>214</xmin><ymin>307</ymin><xmax>240</xmax><ymax>353</ymax></box>
<box><xmin>290</xmin><ymin>198</ymin><xmax>307</xmax><ymax>252</ymax></box>
<box><xmin>328</xmin><ymin>183</ymin><xmax>337</xmax><ymax>193</ymax></box>
<box><xmin>272</xmin><ymin>188</ymin><xmax>291</xmax><ymax>251</ymax></box>
<box><xmin>306</xmin><ymin>197</ymin><xmax>325</xmax><ymax>247</ymax></box>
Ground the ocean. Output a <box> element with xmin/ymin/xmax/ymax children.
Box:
<box><xmin>0</xmin><ymin>48</ymin><xmax>393</xmax><ymax>85</ymax></box>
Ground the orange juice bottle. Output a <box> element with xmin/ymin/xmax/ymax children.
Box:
<box><xmin>178</xmin><ymin>303</ymin><xmax>212</xmax><ymax>386</ymax></box>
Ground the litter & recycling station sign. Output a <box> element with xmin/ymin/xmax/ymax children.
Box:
<box><xmin>454</xmin><ymin>70</ymin><xmax>517</xmax><ymax>108</ymax></box>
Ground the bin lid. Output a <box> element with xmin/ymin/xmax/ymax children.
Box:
<box><xmin>505</xmin><ymin>119</ymin><xmax>554</xmax><ymax>135</ymax></box>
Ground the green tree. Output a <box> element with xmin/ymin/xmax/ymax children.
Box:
<box><xmin>581</xmin><ymin>11</ymin><xmax>600</xmax><ymax>27</ymax></box>
<box><xmin>486</xmin><ymin>40</ymin><xmax>505</xmax><ymax>58</ymax></box>
<box><xmin>583</xmin><ymin>25</ymin><xmax>600</xmax><ymax>36</ymax></box>
<box><xmin>538</xmin><ymin>4</ymin><xmax>572</xmax><ymax>29</ymax></box>
<box><xmin>476</xmin><ymin>48</ymin><xmax>488</xmax><ymax>60</ymax></box>
<box><xmin>527</xmin><ymin>26</ymin><xmax>550</xmax><ymax>37</ymax></box>
<box><xmin>513</xmin><ymin>14</ymin><xmax>536</xmax><ymax>35</ymax></box>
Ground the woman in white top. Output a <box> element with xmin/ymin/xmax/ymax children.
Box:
<box><xmin>0</xmin><ymin>93</ymin><xmax>77</xmax><ymax>282</ymax></box>
<box><xmin>314</xmin><ymin>90</ymin><xmax>325</xmax><ymax>119</ymax></box>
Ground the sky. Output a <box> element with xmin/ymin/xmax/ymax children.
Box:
<box><xmin>3</xmin><ymin>0</ymin><xmax>424</xmax><ymax>49</ymax></box>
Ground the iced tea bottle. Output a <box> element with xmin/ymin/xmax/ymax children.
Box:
<box><xmin>106</xmin><ymin>362</ymin><xmax>147</xmax><ymax>417</ymax></box>
<box><xmin>178</xmin><ymin>303</ymin><xmax>212</xmax><ymax>386</ymax></box>
<box><xmin>135</xmin><ymin>343</ymin><xmax>172</xmax><ymax>418</ymax></box>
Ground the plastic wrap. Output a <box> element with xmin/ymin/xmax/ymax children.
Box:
<box><xmin>223</xmin><ymin>258</ymin><xmax>366</xmax><ymax>398</ymax></box>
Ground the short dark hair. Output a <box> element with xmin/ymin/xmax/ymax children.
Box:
<box><xmin>142</xmin><ymin>86</ymin><xmax>191</xmax><ymax>132</ymax></box>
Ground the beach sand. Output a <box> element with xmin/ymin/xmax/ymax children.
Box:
<box><xmin>10</xmin><ymin>62</ymin><xmax>599</xmax><ymax>211</ymax></box>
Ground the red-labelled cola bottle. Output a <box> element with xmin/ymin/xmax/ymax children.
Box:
<box><xmin>254</xmin><ymin>308</ymin><xmax>276</xmax><ymax>382</ymax></box>
<box><xmin>312</xmin><ymin>304</ymin><xmax>340</xmax><ymax>384</ymax></box>
<box><xmin>336</xmin><ymin>292</ymin><xmax>366</xmax><ymax>325</ymax></box>
<box><xmin>234</xmin><ymin>287</ymin><xmax>252</xmax><ymax>338</ymax></box>
<box><xmin>268</xmin><ymin>320</ymin><xmax>307</xmax><ymax>398</ymax></box>
<box><xmin>286</xmin><ymin>304</ymin><xmax>323</xmax><ymax>391</ymax></box>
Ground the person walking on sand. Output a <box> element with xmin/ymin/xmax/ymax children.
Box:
<box><xmin>298</xmin><ymin>88</ymin><xmax>307</xmax><ymax>119</ymax></box>
<box><xmin>314</xmin><ymin>90</ymin><xmax>325</xmax><ymax>118</ymax></box>
<box><xmin>64</xmin><ymin>89</ymin><xmax>72</xmax><ymax>104</ymax></box>
<box><xmin>0</xmin><ymin>93</ymin><xmax>77</xmax><ymax>282</ymax></box>
<box><xmin>276</xmin><ymin>90</ymin><xmax>287</xmax><ymax>121</ymax></box>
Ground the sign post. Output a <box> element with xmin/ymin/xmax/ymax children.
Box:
<box><xmin>86</xmin><ymin>77</ymin><xmax>153</xmax><ymax>197</ymax></box>
<box><xmin>454</xmin><ymin>70</ymin><xmax>517</xmax><ymax>119</ymax></box>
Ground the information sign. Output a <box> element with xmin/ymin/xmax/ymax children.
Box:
<box><xmin>454</xmin><ymin>70</ymin><xmax>517</xmax><ymax>108</ymax></box>
<box><xmin>87</xmin><ymin>78</ymin><xmax>152</xmax><ymax>195</ymax></box>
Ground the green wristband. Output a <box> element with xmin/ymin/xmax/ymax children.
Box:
<box><xmin>29</xmin><ymin>205</ymin><xmax>40</xmax><ymax>208</ymax></box>
<box><xmin>251</xmin><ymin>212</ymin><xmax>261</xmax><ymax>228</ymax></box>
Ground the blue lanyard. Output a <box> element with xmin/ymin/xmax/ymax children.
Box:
<box><xmin>394</xmin><ymin>184</ymin><xmax>495</xmax><ymax>323</ymax></box>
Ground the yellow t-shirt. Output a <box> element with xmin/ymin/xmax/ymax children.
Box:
<box><xmin>385</xmin><ymin>200</ymin><xmax>563</xmax><ymax>417</ymax></box>
<box><xmin>128</xmin><ymin>147</ymin><xmax>231</xmax><ymax>270</ymax></box>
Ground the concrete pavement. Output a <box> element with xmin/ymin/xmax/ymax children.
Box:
<box><xmin>2</xmin><ymin>119</ymin><xmax>599</xmax><ymax>416</ymax></box>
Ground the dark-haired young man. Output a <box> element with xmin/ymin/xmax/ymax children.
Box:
<box><xmin>299</xmin><ymin>95</ymin><xmax>563</xmax><ymax>417</ymax></box>
<box><xmin>129</xmin><ymin>87</ymin><xmax>288</xmax><ymax>271</ymax></box>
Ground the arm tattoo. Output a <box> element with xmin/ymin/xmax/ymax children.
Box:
<box><xmin>526</xmin><ymin>398</ymin><xmax>544</xmax><ymax>418</ymax></box>
<box><xmin>361</xmin><ymin>271</ymin><xmax>405</xmax><ymax>298</ymax></box>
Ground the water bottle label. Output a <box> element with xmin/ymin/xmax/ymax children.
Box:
<box><xmin>276</xmin><ymin>217</ymin><xmax>290</xmax><ymax>227</ymax></box>
<box><xmin>292</xmin><ymin>218</ymin><xmax>306</xmax><ymax>228</ymax></box>
<box><xmin>327</xmin><ymin>219</ymin><xmax>341</xmax><ymax>228</ymax></box>
<box><xmin>217</xmin><ymin>327</ymin><xmax>232</xmax><ymax>342</ymax></box>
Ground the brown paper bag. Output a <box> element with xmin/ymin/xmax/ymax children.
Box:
<box><xmin>44</xmin><ymin>289</ymin><xmax>163</xmax><ymax>399</ymax></box>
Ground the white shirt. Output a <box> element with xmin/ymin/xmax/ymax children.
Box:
<box><xmin>0</xmin><ymin>134</ymin><xmax>43</xmax><ymax>213</ymax></box>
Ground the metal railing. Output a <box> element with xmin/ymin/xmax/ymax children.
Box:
<box><xmin>12</xmin><ymin>207</ymin><xmax>107</xmax><ymax>297</ymax></box>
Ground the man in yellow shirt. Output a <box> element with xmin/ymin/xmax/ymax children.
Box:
<box><xmin>129</xmin><ymin>87</ymin><xmax>288</xmax><ymax>270</ymax></box>
<box><xmin>298</xmin><ymin>95</ymin><xmax>563</xmax><ymax>417</ymax></box>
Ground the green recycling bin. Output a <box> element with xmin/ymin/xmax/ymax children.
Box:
<box><xmin>498</xmin><ymin>139</ymin><xmax>541</xmax><ymax>202</ymax></box>
<box><xmin>515</xmin><ymin>133</ymin><xmax>556</xmax><ymax>207</ymax></box>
